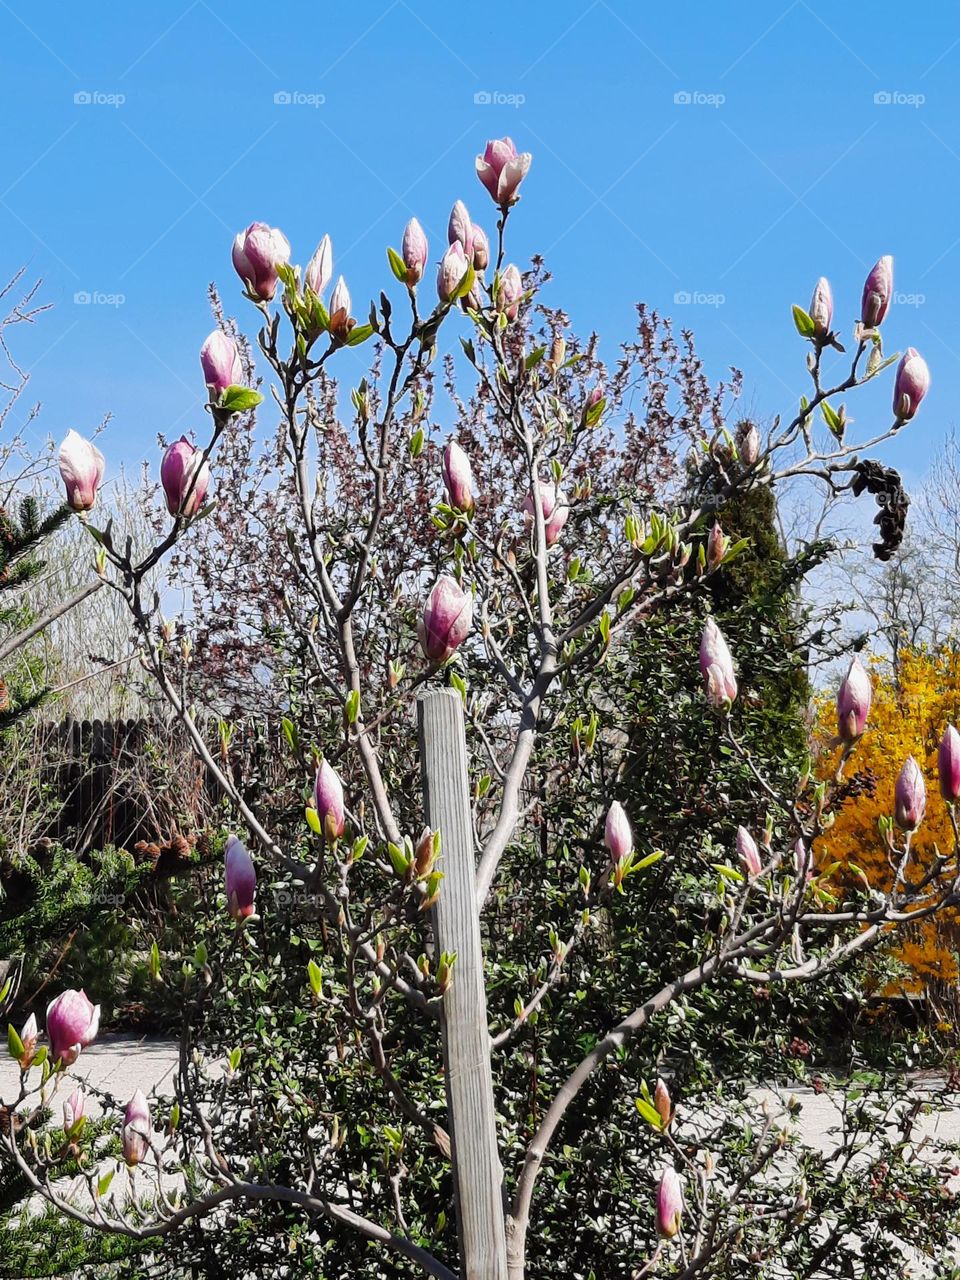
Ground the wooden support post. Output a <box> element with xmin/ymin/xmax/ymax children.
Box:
<box><xmin>418</xmin><ymin>688</ymin><xmax>509</xmax><ymax>1280</ymax></box>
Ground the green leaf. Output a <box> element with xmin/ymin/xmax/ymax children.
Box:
<box><xmin>449</xmin><ymin>671</ymin><xmax>467</xmax><ymax>704</ymax></box>
<box><xmin>635</xmin><ymin>1097</ymin><xmax>664</xmax><ymax>1130</ymax></box>
<box><xmin>386</xmin><ymin>246</ymin><xmax>409</xmax><ymax>283</ymax></box>
<box><xmin>305</xmin><ymin>806</ymin><xmax>322</xmax><ymax>835</ymax></box>
<box><xmin>525</xmin><ymin>346</ymin><xmax>546</xmax><ymax>370</ymax></box>
<box><xmin>281</xmin><ymin>717</ymin><xmax>299</xmax><ymax>755</ymax></box>
<box><xmin>634</xmin><ymin>849</ymin><xmax>665</xmax><ymax>870</ymax></box>
<box><xmin>220</xmin><ymin>385</ymin><xmax>264</xmax><ymax>414</ymax></box>
<box><xmin>820</xmin><ymin>400</ymin><xmax>842</xmax><ymax>434</ymax></box>
<box><xmin>387</xmin><ymin>842</ymin><xmax>411</xmax><ymax>878</ymax></box>
<box><xmin>228</xmin><ymin>1047</ymin><xmax>242</xmax><ymax>1072</ymax></box>
<box><xmin>7</xmin><ymin>1024</ymin><xmax>23</xmax><ymax>1061</ymax></box>
<box><xmin>345</xmin><ymin>689</ymin><xmax>360</xmax><ymax>725</ymax></box>
<box><xmin>346</xmin><ymin>324</ymin><xmax>375</xmax><ymax>347</ymax></box>
<box><xmin>307</xmin><ymin>960</ymin><xmax>323</xmax><ymax>998</ymax></box>
<box><xmin>97</xmin><ymin>1169</ymin><xmax>115</xmax><ymax>1198</ymax></box>
<box><xmin>792</xmin><ymin>305</ymin><xmax>816</xmax><ymax>338</ymax></box>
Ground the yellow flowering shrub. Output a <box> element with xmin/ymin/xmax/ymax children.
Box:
<box><xmin>816</xmin><ymin>647</ymin><xmax>960</xmax><ymax>993</ymax></box>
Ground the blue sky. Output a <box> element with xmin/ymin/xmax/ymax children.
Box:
<box><xmin>1</xmin><ymin>1</ymin><xmax>957</xmax><ymax>491</ymax></box>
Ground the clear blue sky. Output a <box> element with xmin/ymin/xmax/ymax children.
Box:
<box><xmin>2</xmin><ymin>1</ymin><xmax>957</xmax><ymax>491</ymax></box>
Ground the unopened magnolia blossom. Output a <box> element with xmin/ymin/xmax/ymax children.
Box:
<box><xmin>837</xmin><ymin>656</ymin><xmax>872</xmax><ymax>744</ymax></box>
<box><xmin>438</xmin><ymin>242</ymin><xmax>469</xmax><ymax>303</ymax></box>
<box><xmin>160</xmin><ymin>437</ymin><xmax>211</xmax><ymax>519</ymax></box>
<box><xmin>447</xmin><ymin>200</ymin><xmax>474</xmax><ymax>258</ymax></box>
<box><xmin>305</xmin><ymin>234</ymin><xmax>333</xmax><ymax>297</ymax></box>
<box><xmin>232</xmin><ymin>222</ymin><xmax>291</xmax><ymax>302</ymax></box>
<box><xmin>861</xmin><ymin>254</ymin><xmax>893</xmax><ymax>329</ymax></box>
<box><xmin>604</xmin><ymin>800</ymin><xmax>632</xmax><ymax>863</ymax></box>
<box><xmin>63</xmin><ymin>1089</ymin><xmax>85</xmax><ymax>1138</ymax></box>
<box><xmin>656</xmin><ymin>1166</ymin><xmax>683</xmax><ymax>1239</ymax></box>
<box><xmin>224</xmin><ymin>835</ymin><xmax>256</xmax><ymax>921</ymax></box>
<box><xmin>522</xmin><ymin>481</ymin><xmax>568</xmax><ymax>547</ymax></box>
<box><xmin>699</xmin><ymin>618</ymin><xmax>737</xmax><ymax>706</ymax></box>
<box><xmin>200</xmin><ymin>329</ymin><xmax>242</xmax><ymax>399</ymax></box>
<box><xmin>419</xmin><ymin>576</ymin><xmax>473</xmax><ymax>663</ymax></box>
<box><xmin>809</xmin><ymin>276</ymin><xmax>833</xmax><ymax>336</ymax></box>
<box><xmin>58</xmin><ymin>430</ymin><xmax>105</xmax><ymax>513</ymax></box>
<box><xmin>328</xmin><ymin>276</ymin><xmax>353</xmax><ymax>341</ymax></box>
<box><xmin>895</xmin><ymin>756</ymin><xmax>926</xmax><ymax>832</ymax></box>
<box><xmin>496</xmin><ymin>264</ymin><xmax>523</xmax><ymax>321</ymax></box>
<box><xmin>892</xmin><ymin>347</ymin><xmax>930</xmax><ymax>421</ymax></box>
<box><xmin>939</xmin><ymin>724</ymin><xmax>960</xmax><ymax>803</ymax></box>
<box><xmin>401</xmin><ymin>219</ymin><xmax>428</xmax><ymax>287</ymax></box>
<box><xmin>314</xmin><ymin>759</ymin><xmax>346</xmax><ymax>843</ymax></box>
<box><xmin>442</xmin><ymin>441</ymin><xmax>476</xmax><ymax>513</ymax></box>
<box><xmin>737</xmin><ymin>826</ymin><xmax>762</xmax><ymax>878</ymax></box>
<box><xmin>122</xmin><ymin>1089</ymin><xmax>151</xmax><ymax>1166</ymax></box>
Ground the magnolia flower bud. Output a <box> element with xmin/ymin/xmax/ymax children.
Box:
<box><xmin>438</xmin><ymin>242</ymin><xmax>469</xmax><ymax>303</ymax></box>
<box><xmin>442</xmin><ymin>441</ymin><xmax>476</xmax><ymax>514</ymax></box>
<box><xmin>161</xmin><ymin>438</ymin><xmax>211</xmax><ymax>520</ymax></box>
<box><xmin>448</xmin><ymin>201</ymin><xmax>474</xmax><ymax>258</ymax></box>
<box><xmin>305</xmin><ymin>234</ymin><xmax>333</xmax><ymax>297</ymax></box>
<box><xmin>793</xmin><ymin>838</ymin><xmax>812</xmax><ymax>883</ymax></box>
<box><xmin>892</xmin><ymin>347</ymin><xmax>930</xmax><ymax>421</ymax></box>
<box><xmin>401</xmin><ymin>219</ymin><xmax>428</xmax><ymax>287</ymax></box>
<box><xmin>63</xmin><ymin>1088</ymin><xmax>85</xmax><ymax>1138</ymax></box>
<box><xmin>654</xmin><ymin>1078</ymin><xmax>673</xmax><ymax>1129</ymax></box>
<box><xmin>604</xmin><ymin>800</ymin><xmax>632</xmax><ymax>863</ymax></box>
<box><xmin>314</xmin><ymin>759</ymin><xmax>346</xmax><ymax>843</ymax></box>
<box><xmin>837</xmin><ymin>656</ymin><xmax>872</xmax><ymax>744</ymax></box>
<box><xmin>808</xmin><ymin>277</ymin><xmax>833</xmax><ymax>336</ymax></box>
<box><xmin>861</xmin><ymin>255</ymin><xmax>893</xmax><ymax>329</ymax></box>
<box><xmin>224</xmin><ymin>834</ymin><xmax>256</xmax><ymax>920</ymax></box>
<box><xmin>476</xmin><ymin>136</ymin><xmax>532</xmax><ymax>206</ymax></box>
<box><xmin>328</xmin><ymin>276</ymin><xmax>354</xmax><ymax>341</ymax></box>
<box><xmin>496</xmin><ymin>264</ymin><xmax>523</xmax><ymax>321</ymax></box>
<box><xmin>46</xmin><ymin>989</ymin><xmax>100</xmax><ymax>1066</ymax></box>
<box><xmin>58</xmin><ymin>431</ymin><xmax>105</xmax><ymax>513</ymax></box>
<box><xmin>895</xmin><ymin>755</ymin><xmax>926</xmax><ymax>832</ymax></box>
<box><xmin>122</xmin><ymin>1089</ymin><xmax>151</xmax><ymax>1166</ymax></box>
<box><xmin>706</xmin><ymin>522</ymin><xmax>726</xmax><ymax>571</ymax></box>
<box><xmin>656</xmin><ymin>1166</ymin><xmax>683</xmax><ymax>1239</ymax></box>
<box><xmin>737</xmin><ymin>826</ymin><xmax>762</xmax><ymax>878</ymax></box>
<box><xmin>522</xmin><ymin>481</ymin><xmax>569</xmax><ymax>547</ymax></box>
<box><xmin>419</xmin><ymin>575</ymin><xmax>473</xmax><ymax>663</ymax></box>
<box><xmin>200</xmin><ymin>330</ymin><xmax>243</xmax><ymax>399</ymax></box>
<box><xmin>17</xmin><ymin>1013</ymin><xmax>38</xmax><ymax>1069</ymax></box>
<box><xmin>939</xmin><ymin>724</ymin><xmax>960</xmax><ymax>803</ymax></box>
<box><xmin>232</xmin><ymin>222</ymin><xmax>291</xmax><ymax>302</ymax></box>
<box><xmin>737</xmin><ymin>421</ymin><xmax>760</xmax><ymax>466</ymax></box>
<box><xmin>699</xmin><ymin>619</ymin><xmax>737</xmax><ymax>706</ymax></box>
<box><xmin>471</xmin><ymin>224</ymin><xmax>490</xmax><ymax>271</ymax></box>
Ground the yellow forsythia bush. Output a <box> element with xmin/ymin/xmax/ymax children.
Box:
<box><xmin>816</xmin><ymin>647</ymin><xmax>960</xmax><ymax>993</ymax></box>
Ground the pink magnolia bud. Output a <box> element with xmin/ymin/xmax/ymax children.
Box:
<box><xmin>476</xmin><ymin>136</ymin><xmax>532</xmax><ymax>206</ymax></box>
<box><xmin>161</xmin><ymin>437</ymin><xmax>211</xmax><ymax>520</ymax></box>
<box><xmin>448</xmin><ymin>201</ymin><xmax>474</xmax><ymax>258</ymax></box>
<box><xmin>402</xmin><ymin>218</ymin><xmax>428</xmax><ymax>287</ymax></box>
<box><xmin>892</xmin><ymin>347</ymin><xmax>930</xmax><ymax>421</ymax></box>
<box><xmin>472</xmin><ymin>224</ymin><xmax>490</xmax><ymax>271</ymax></box>
<box><xmin>224</xmin><ymin>834</ymin><xmax>256</xmax><ymax>921</ymax></box>
<box><xmin>18</xmin><ymin>1013</ymin><xmax>38</xmax><ymax>1068</ymax></box>
<box><xmin>232</xmin><ymin>222</ymin><xmax>291</xmax><ymax>302</ymax></box>
<box><xmin>656</xmin><ymin>1166</ymin><xmax>683</xmax><ymax>1239</ymax></box>
<box><xmin>737</xmin><ymin>826</ymin><xmax>762</xmax><ymax>878</ymax></box>
<box><xmin>654</xmin><ymin>1078</ymin><xmax>673</xmax><ymax>1129</ymax></box>
<box><xmin>305</xmin><ymin>234</ymin><xmax>333</xmax><ymax>296</ymax></box>
<box><xmin>200</xmin><ymin>329</ymin><xmax>242</xmax><ymax>399</ymax></box>
<box><xmin>706</xmin><ymin>522</ymin><xmax>726</xmax><ymax>571</ymax></box>
<box><xmin>418</xmin><ymin>575</ymin><xmax>473</xmax><ymax>663</ymax></box>
<box><xmin>895</xmin><ymin>755</ymin><xmax>926</xmax><ymax>832</ymax></box>
<box><xmin>58</xmin><ymin>430</ymin><xmax>105</xmax><ymax>513</ymax></box>
<box><xmin>939</xmin><ymin>724</ymin><xmax>960</xmax><ymax>803</ymax></box>
<box><xmin>522</xmin><ymin>482</ymin><xmax>569</xmax><ymax>548</ymax></box>
<box><xmin>329</xmin><ymin>276</ymin><xmax>354</xmax><ymax>341</ymax></box>
<box><xmin>122</xmin><ymin>1089</ymin><xmax>151</xmax><ymax>1167</ymax></box>
<box><xmin>63</xmin><ymin>1088</ymin><xmax>85</xmax><ymax>1137</ymax></box>
<box><xmin>861</xmin><ymin>255</ymin><xmax>893</xmax><ymax>329</ymax></box>
<box><xmin>442</xmin><ymin>441</ymin><xmax>476</xmax><ymax>514</ymax></box>
<box><xmin>438</xmin><ymin>242</ymin><xmax>469</xmax><ymax>303</ymax></box>
<box><xmin>837</xmin><ymin>656</ymin><xmax>872</xmax><ymax>744</ymax></box>
<box><xmin>314</xmin><ymin>759</ymin><xmax>346</xmax><ymax>843</ymax></box>
<box><xmin>46</xmin><ymin>989</ymin><xmax>100</xmax><ymax>1066</ymax></box>
<box><xmin>793</xmin><ymin>838</ymin><xmax>812</xmax><ymax>882</ymax></box>
<box><xmin>496</xmin><ymin>264</ymin><xmax>523</xmax><ymax>321</ymax></box>
<box><xmin>737</xmin><ymin>421</ymin><xmax>760</xmax><ymax>466</ymax></box>
<box><xmin>699</xmin><ymin>619</ymin><xmax>737</xmax><ymax>706</ymax></box>
<box><xmin>604</xmin><ymin>800</ymin><xmax>632</xmax><ymax>863</ymax></box>
<box><xmin>809</xmin><ymin>277</ymin><xmax>833</xmax><ymax>336</ymax></box>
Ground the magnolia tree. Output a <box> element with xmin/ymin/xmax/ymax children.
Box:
<box><xmin>4</xmin><ymin>138</ymin><xmax>959</xmax><ymax>1279</ymax></box>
